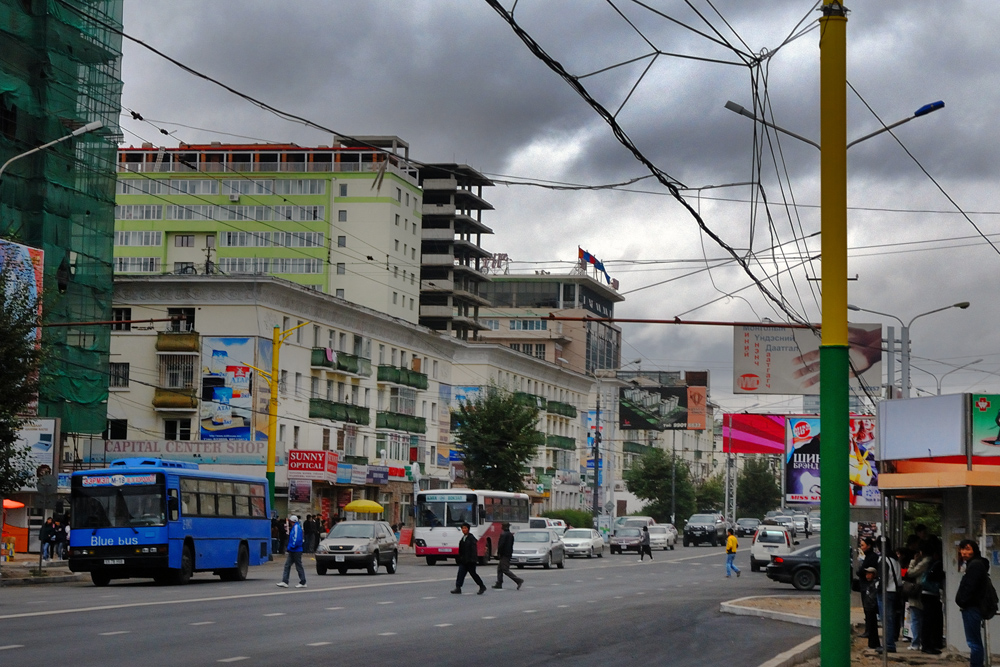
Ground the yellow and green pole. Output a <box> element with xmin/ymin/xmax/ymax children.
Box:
<box><xmin>819</xmin><ymin>2</ymin><xmax>850</xmax><ymax>665</ymax></box>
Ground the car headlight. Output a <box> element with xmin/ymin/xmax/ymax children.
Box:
<box><xmin>355</xmin><ymin>544</ymin><xmax>370</xmax><ymax>554</ymax></box>
<box><xmin>316</xmin><ymin>544</ymin><xmax>329</xmax><ymax>553</ymax></box>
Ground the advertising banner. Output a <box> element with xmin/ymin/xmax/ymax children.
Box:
<box><xmin>103</xmin><ymin>439</ymin><xmax>266</xmax><ymax>465</ymax></box>
<box><xmin>971</xmin><ymin>394</ymin><xmax>1000</xmax><ymax>459</ymax></box>
<box><xmin>17</xmin><ymin>418</ymin><xmax>57</xmax><ymax>492</ymax></box>
<box><xmin>336</xmin><ymin>464</ymin><xmax>353</xmax><ymax>485</ymax></box>
<box><xmin>619</xmin><ymin>385</ymin><xmax>706</xmax><ymax>430</ymax></box>
<box><xmin>437</xmin><ymin>384</ymin><xmax>452</xmax><ymax>467</ymax></box>
<box><xmin>784</xmin><ymin>414</ymin><xmax>879</xmax><ymax>506</ymax></box>
<box><xmin>366</xmin><ymin>465</ymin><xmax>389</xmax><ymax>485</ymax></box>
<box><xmin>1</xmin><ymin>240</ymin><xmax>44</xmax><ymax>415</ymax></box>
<box><xmin>351</xmin><ymin>464</ymin><xmax>368</xmax><ymax>485</ymax></box>
<box><xmin>287</xmin><ymin>450</ymin><xmax>337</xmax><ymax>482</ymax></box>
<box><xmin>722</xmin><ymin>413</ymin><xmax>785</xmax><ymax>455</ymax></box>
<box><xmin>733</xmin><ymin>324</ymin><xmax>882</xmax><ymax>395</ymax></box>
<box><xmin>288</xmin><ymin>477</ymin><xmax>312</xmax><ymax>504</ymax></box>
<box><xmin>200</xmin><ymin>337</ymin><xmax>260</xmax><ymax>441</ymax></box>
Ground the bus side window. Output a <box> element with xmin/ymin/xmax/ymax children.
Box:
<box><xmin>479</xmin><ymin>505</ymin><xmax>486</xmax><ymax>525</ymax></box>
<box><xmin>168</xmin><ymin>488</ymin><xmax>179</xmax><ymax>521</ymax></box>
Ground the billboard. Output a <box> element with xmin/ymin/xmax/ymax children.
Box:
<box><xmin>200</xmin><ymin>337</ymin><xmax>264</xmax><ymax>441</ymax></box>
<box><xmin>1</xmin><ymin>240</ymin><xmax>44</xmax><ymax>415</ymax></box>
<box><xmin>971</xmin><ymin>394</ymin><xmax>1000</xmax><ymax>459</ymax></box>
<box><xmin>17</xmin><ymin>418</ymin><xmax>57</xmax><ymax>492</ymax></box>
<box><xmin>287</xmin><ymin>450</ymin><xmax>338</xmax><ymax>482</ymax></box>
<box><xmin>877</xmin><ymin>394</ymin><xmax>966</xmax><ymax>461</ymax></box>
<box><xmin>722</xmin><ymin>413</ymin><xmax>785</xmax><ymax>455</ymax></box>
<box><xmin>784</xmin><ymin>414</ymin><xmax>879</xmax><ymax>506</ymax></box>
<box><xmin>619</xmin><ymin>385</ymin><xmax>707</xmax><ymax>430</ymax></box>
<box><xmin>733</xmin><ymin>324</ymin><xmax>882</xmax><ymax>395</ymax></box>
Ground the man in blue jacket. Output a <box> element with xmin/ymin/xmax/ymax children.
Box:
<box><xmin>277</xmin><ymin>515</ymin><xmax>306</xmax><ymax>588</ymax></box>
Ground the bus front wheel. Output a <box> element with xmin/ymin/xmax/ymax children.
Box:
<box><xmin>174</xmin><ymin>544</ymin><xmax>194</xmax><ymax>585</ymax></box>
<box><xmin>91</xmin><ymin>571</ymin><xmax>111</xmax><ymax>587</ymax></box>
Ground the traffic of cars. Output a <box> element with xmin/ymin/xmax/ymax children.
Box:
<box><xmin>511</xmin><ymin>528</ymin><xmax>566</xmax><ymax>569</ymax></box>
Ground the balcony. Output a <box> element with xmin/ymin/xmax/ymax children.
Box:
<box><xmin>528</xmin><ymin>431</ymin><xmax>546</xmax><ymax>447</ymax></box>
<box><xmin>310</xmin><ymin>347</ymin><xmax>336</xmax><ymax>370</ymax></box>
<box><xmin>308</xmin><ymin>398</ymin><xmax>370</xmax><ymax>426</ymax></box>
<box><xmin>377</xmin><ymin>366</ymin><xmax>428</xmax><ymax>390</ymax></box>
<box><xmin>342</xmin><ymin>455</ymin><xmax>369</xmax><ymax>466</ymax></box>
<box><xmin>325</xmin><ymin>352</ymin><xmax>373</xmax><ymax>378</ymax></box>
<box><xmin>546</xmin><ymin>401</ymin><xmax>578</xmax><ymax>419</ymax></box>
<box><xmin>376</xmin><ymin>411</ymin><xmax>426</xmax><ymax>434</ymax></box>
<box><xmin>624</xmin><ymin>441</ymin><xmax>653</xmax><ymax>455</ymax></box>
<box><xmin>152</xmin><ymin>387</ymin><xmax>198</xmax><ymax>410</ymax></box>
<box><xmin>546</xmin><ymin>435</ymin><xmax>576</xmax><ymax>451</ymax></box>
<box><xmin>514</xmin><ymin>392</ymin><xmax>547</xmax><ymax>411</ymax></box>
<box><xmin>155</xmin><ymin>331</ymin><xmax>199</xmax><ymax>352</ymax></box>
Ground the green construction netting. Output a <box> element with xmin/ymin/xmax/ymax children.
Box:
<box><xmin>0</xmin><ymin>0</ymin><xmax>123</xmax><ymax>434</ymax></box>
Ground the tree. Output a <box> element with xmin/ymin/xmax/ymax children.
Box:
<box><xmin>453</xmin><ymin>385</ymin><xmax>540</xmax><ymax>492</ymax></box>
<box><xmin>623</xmin><ymin>448</ymin><xmax>696</xmax><ymax>524</ymax></box>
<box><xmin>0</xmin><ymin>255</ymin><xmax>43</xmax><ymax>500</ymax></box>
<box><xmin>735</xmin><ymin>457</ymin><xmax>782</xmax><ymax>519</ymax></box>
<box><xmin>695</xmin><ymin>474</ymin><xmax>725</xmax><ymax>513</ymax></box>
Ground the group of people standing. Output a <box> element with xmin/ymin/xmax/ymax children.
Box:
<box><xmin>271</xmin><ymin>513</ymin><xmax>341</xmax><ymax>554</ymax></box>
<box><xmin>39</xmin><ymin>516</ymin><xmax>69</xmax><ymax>561</ymax></box>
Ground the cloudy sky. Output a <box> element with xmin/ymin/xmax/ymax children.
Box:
<box><xmin>118</xmin><ymin>1</ymin><xmax>1000</xmax><ymax>412</ymax></box>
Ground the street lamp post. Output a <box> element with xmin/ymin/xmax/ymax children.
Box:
<box><xmin>936</xmin><ymin>359</ymin><xmax>982</xmax><ymax>395</ymax></box>
<box><xmin>847</xmin><ymin>302</ymin><xmax>970</xmax><ymax>398</ymax></box>
<box><xmin>0</xmin><ymin>121</ymin><xmax>103</xmax><ymax>184</ymax></box>
<box><xmin>590</xmin><ymin>359</ymin><xmax>640</xmax><ymax>526</ymax></box>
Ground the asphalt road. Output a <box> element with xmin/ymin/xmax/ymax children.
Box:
<box><xmin>0</xmin><ymin>541</ymin><xmax>820</xmax><ymax>666</ymax></box>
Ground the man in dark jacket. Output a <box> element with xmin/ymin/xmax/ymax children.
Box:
<box><xmin>451</xmin><ymin>522</ymin><xmax>487</xmax><ymax>595</ymax></box>
<box><xmin>492</xmin><ymin>522</ymin><xmax>524</xmax><ymax>590</ymax></box>
<box><xmin>956</xmin><ymin>539</ymin><xmax>989</xmax><ymax>667</ymax></box>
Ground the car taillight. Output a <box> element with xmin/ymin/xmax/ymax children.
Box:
<box><xmin>773</xmin><ymin>557</ymin><xmax>784</xmax><ymax>564</ymax></box>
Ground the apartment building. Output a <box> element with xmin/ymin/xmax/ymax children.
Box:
<box><xmin>114</xmin><ymin>137</ymin><xmax>423</xmax><ymax>324</ymax></box>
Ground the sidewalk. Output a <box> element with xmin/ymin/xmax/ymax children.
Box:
<box><xmin>722</xmin><ymin>595</ymin><xmax>967</xmax><ymax>666</ymax></box>
<box><xmin>0</xmin><ymin>558</ymin><xmax>86</xmax><ymax>586</ymax></box>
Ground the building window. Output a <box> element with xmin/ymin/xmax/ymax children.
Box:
<box><xmin>174</xmin><ymin>261</ymin><xmax>195</xmax><ymax>274</ymax></box>
<box><xmin>164</xmin><ymin>418</ymin><xmax>192</xmax><ymax>441</ymax></box>
<box><xmin>510</xmin><ymin>319</ymin><xmax>548</xmax><ymax>331</ymax></box>
<box><xmin>104</xmin><ymin>419</ymin><xmax>128</xmax><ymax>440</ymax></box>
<box><xmin>481</xmin><ymin>319</ymin><xmax>500</xmax><ymax>330</ymax></box>
<box><xmin>168</xmin><ymin>307</ymin><xmax>196</xmax><ymax>332</ymax></box>
<box><xmin>409</xmin><ymin>298</ymin><xmax>414</xmax><ymax>310</ymax></box>
<box><xmin>337</xmin><ymin>235</ymin><xmax>346</xmax><ymax>247</ymax></box>
<box><xmin>534</xmin><ymin>344</ymin><xmax>546</xmax><ymax>359</ymax></box>
<box><xmin>335</xmin><ymin>289</ymin><xmax>345</xmax><ymax>298</ymax></box>
<box><xmin>293</xmin><ymin>426</ymin><xmax>300</xmax><ymax>449</ymax></box>
<box><xmin>175</xmin><ymin>234</ymin><xmax>195</xmax><ymax>247</ymax></box>
<box><xmin>338</xmin><ymin>210</ymin><xmax>347</xmax><ymax>222</ymax></box>
<box><xmin>337</xmin><ymin>262</ymin><xmax>345</xmax><ymax>275</ymax></box>
<box><xmin>279</xmin><ymin>370</ymin><xmax>288</xmax><ymax>394</ymax></box>
<box><xmin>294</xmin><ymin>372</ymin><xmax>303</xmax><ymax>397</ymax></box>
<box><xmin>311</xmin><ymin>376</ymin><xmax>319</xmax><ymax>398</ymax></box>
<box><xmin>339</xmin><ymin>183</ymin><xmax>348</xmax><ymax>197</ymax></box>
<box><xmin>322</xmin><ymin>428</ymin><xmax>331</xmax><ymax>451</ymax></box>
<box><xmin>109</xmin><ymin>362</ymin><xmax>130</xmax><ymax>388</ymax></box>
<box><xmin>339</xmin><ymin>332</ymin><xmax>347</xmax><ymax>352</ymax></box>
<box><xmin>393</xmin><ymin>292</ymin><xmax>398</xmax><ymax>305</ymax></box>
<box><xmin>159</xmin><ymin>355</ymin><xmax>195</xmax><ymax>388</ymax></box>
<box><xmin>396</xmin><ymin>187</ymin><xmax>402</xmax><ymax>202</ymax></box>
<box><xmin>395</xmin><ymin>214</ymin><xmax>400</xmax><ymax>226</ymax></box>
<box><xmin>510</xmin><ymin>343</ymin><xmax>521</xmax><ymax>353</ymax></box>
<box><xmin>111</xmin><ymin>308</ymin><xmax>132</xmax><ymax>331</ymax></box>
<box><xmin>432</xmin><ymin>360</ymin><xmax>439</xmax><ymax>379</ymax></box>
<box><xmin>313</xmin><ymin>325</ymin><xmax>321</xmax><ymax>347</ymax></box>
<box><xmin>411</xmin><ymin>248</ymin><xmax>416</xmax><ymax>260</ymax></box>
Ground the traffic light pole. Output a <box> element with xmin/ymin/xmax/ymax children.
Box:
<box><xmin>593</xmin><ymin>389</ymin><xmax>601</xmax><ymax>521</ymax></box>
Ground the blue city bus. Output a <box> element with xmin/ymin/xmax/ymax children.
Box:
<box><xmin>68</xmin><ymin>458</ymin><xmax>271</xmax><ymax>586</ymax></box>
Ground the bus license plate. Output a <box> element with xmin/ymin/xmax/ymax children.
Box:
<box><xmin>335</xmin><ymin>556</ymin><xmax>345</xmax><ymax>562</ymax></box>
<box><xmin>104</xmin><ymin>559</ymin><xmax>125</xmax><ymax>565</ymax></box>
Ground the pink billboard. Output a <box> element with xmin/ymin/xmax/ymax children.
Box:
<box><xmin>722</xmin><ymin>413</ymin><xmax>786</xmax><ymax>455</ymax></box>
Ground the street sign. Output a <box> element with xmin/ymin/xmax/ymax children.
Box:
<box><xmin>36</xmin><ymin>474</ymin><xmax>57</xmax><ymax>496</ymax></box>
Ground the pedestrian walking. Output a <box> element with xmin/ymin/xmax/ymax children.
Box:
<box><xmin>451</xmin><ymin>522</ymin><xmax>486</xmax><ymax>595</ymax></box>
<box><xmin>956</xmin><ymin>538</ymin><xmax>989</xmax><ymax>667</ymax></box>
<box><xmin>492</xmin><ymin>522</ymin><xmax>524</xmax><ymax>590</ymax></box>
<box><xmin>276</xmin><ymin>515</ymin><xmax>306</xmax><ymax>588</ymax></box>
<box><xmin>39</xmin><ymin>518</ymin><xmax>53</xmax><ymax>561</ymax></box>
<box><xmin>725</xmin><ymin>528</ymin><xmax>741</xmax><ymax>578</ymax></box>
<box><xmin>861</xmin><ymin>566</ymin><xmax>882</xmax><ymax>650</ymax></box>
<box><xmin>638</xmin><ymin>526</ymin><xmax>653</xmax><ymax>562</ymax></box>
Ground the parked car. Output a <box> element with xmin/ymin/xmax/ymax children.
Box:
<box><xmin>683</xmin><ymin>513</ymin><xmax>727</xmax><ymax>547</ymax></box>
<box><xmin>610</xmin><ymin>527</ymin><xmax>643</xmax><ymax>554</ymax></box>
<box><xmin>614</xmin><ymin>516</ymin><xmax>656</xmax><ymax>535</ymax></box>
<box><xmin>766</xmin><ymin>544</ymin><xmax>821</xmax><ymax>590</ymax></box>
<box><xmin>771</xmin><ymin>515</ymin><xmax>797</xmax><ymax>538</ymax></box>
<box><xmin>561</xmin><ymin>528</ymin><xmax>605</xmax><ymax>558</ymax></box>
<box><xmin>750</xmin><ymin>525</ymin><xmax>798</xmax><ymax>572</ymax></box>
<box><xmin>511</xmin><ymin>529</ymin><xmax>565</xmax><ymax>569</ymax></box>
<box><xmin>735</xmin><ymin>518</ymin><xmax>761</xmax><ymax>537</ymax></box>
<box><xmin>528</xmin><ymin>517</ymin><xmax>560</xmax><ymax>531</ymax></box>
<box><xmin>315</xmin><ymin>520</ymin><xmax>399</xmax><ymax>575</ymax></box>
<box><xmin>647</xmin><ymin>524</ymin><xmax>676</xmax><ymax>550</ymax></box>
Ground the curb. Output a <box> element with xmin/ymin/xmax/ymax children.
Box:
<box><xmin>1</xmin><ymin>573</ymin><xmax>87</xmax><ymax>587</ymax></box>
<box><xmin>720</xmin><ymin>595</ymin><xmax>821</xmax><ymax>628</ymax></box>
<box><xmin>756</xmin><ymin>635</ymin><xmax>821</xmax><ymax>667</ymax></box>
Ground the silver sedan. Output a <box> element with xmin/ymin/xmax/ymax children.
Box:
<box><xmin>511</xmin><ymin>529</ymin><xmax>566</xmax><ymax>569</ymax></box>
<box><xmin>561</xmin><ymin>528</ymin><xmax>605</xmax><ymax>558</ymax></box>
<box><xmin>647</xmin><ymin>524</ymin><xmax>676</xmax><ymax>550</ymax></box>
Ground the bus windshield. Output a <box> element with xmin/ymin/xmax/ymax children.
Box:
<box><xmin>72</xmin><ymin>484</ymin><xmax>165</xmax><ymax>529</ymax></box>
<box><xmin>416</xmin><ymin>498</ymin><xmax>476</xmax><ymax>528</ymax></box>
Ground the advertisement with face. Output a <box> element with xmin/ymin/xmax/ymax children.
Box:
<box><xmin>971</xmin><ymin>394</ymin><xmax>1000</xmax><ymax>458</ymax></box>
<box><xmin>784</xmin><ymin>415</ymin><xmax>879</xmax><ymax>507</ymax></box>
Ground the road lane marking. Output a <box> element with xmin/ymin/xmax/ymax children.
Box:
<box><xmin>376</xmin><ymin>601</ymin><xmax>394</xmax><ymax>605</ymax></box>
<box><xmin>263</xmin><ymin>613</ymin><xmax>285</xmax><ymax>617</ymax></box>
<box><xmin>482</xmin><ymin>616</ymin><xmax>496</xmax><ymax>619</ymax></box>
<box><xmin>0</xmin><ymin>645</ymin><xmax>25</xmax><ymax>650</ymax></box>
<box><xmin>523</xmin><ymin>609</ymin><xmax>538</xmax><ymax>613</ymax></box>
<box><xmin>637</xmin><ymin>592</ymin><xmax>645</xmax><ymax>595</ymax></box>
<box><xmin>435</xmin><ymin>623</ymin><xmax>452</xmax><ymax>627</ymax></box>
<box><xmin>326</xmin><ymin>607</ymin><xmax>344</xmax><ymax>610</ymax></box>
<box><xmin>99</xmin><ymin>631</ymin><xmax>130</xmax><ymax>636</ymax></box>
<box><xmin>614</xmin><ymin>596</ymin><xmax>623</xmax><ymax>599</ymax></box>
<box><xmin>558</xmin><ymin>604</ymin><xmax>569</xmax><ymax>608</ymax></box>
<box><xmin>421</xmin><ymin>596</ymin><xmax>436</xmax><ymax>600</ymax></box>
<box><xmin>379</xmin><ymin>632</ymin><xmax>396</xmax><ymax>636</ymax></box>
<box><xmin>218</xmin><ymin>658</ymin><xmax>249</xmax><ymax>663</ymax></box>
<box><xmin>0</xmin><ymin>577</ymin><xmax>456</xmax><ymax>621</ymax></box>
<box><xmin>307</xmin><ymin>642</ymin><xmax>332</xmax><ymax>646</ymax></box>
<box><xmin>190</xmin><ymin>621</ymin><xmax>215</xmax><ymax>626</ymax></box>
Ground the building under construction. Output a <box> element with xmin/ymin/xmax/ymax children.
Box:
<box><xmin>0</xmin><ymin>0</ymin><xmax>123</xmax><ymax>435</ymax></box>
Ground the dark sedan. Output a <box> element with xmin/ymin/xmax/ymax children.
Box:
<box><xmin>735</xmin><ymin>518</ymin><xmax>761</xmax><ymax>537</ymax></box>
<box><xmin>766</xmin><ymin>544</ymin><xmax>821</xmax><ymax>590</ymax></box>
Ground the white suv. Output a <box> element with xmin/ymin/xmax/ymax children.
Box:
<box><xmin>749</xmin><ymin>526</ymin><xmax>798</xmax><ymax>572</ymax></box>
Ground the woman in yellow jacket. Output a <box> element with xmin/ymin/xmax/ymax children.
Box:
<box><xmin>726</xmin><ymin>529</ymin><xmax>741</xmax><ymax>578</ymax></box>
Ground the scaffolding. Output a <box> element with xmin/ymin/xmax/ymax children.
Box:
<box><xmin>0</xmin><ymin>0</ymin><xmax>123</xmax><ymax>434</ymax></box>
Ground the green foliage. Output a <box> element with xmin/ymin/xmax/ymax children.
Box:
<box><xmin>695</xmin><ymin>474</ymin><xmax>725</xmax><ymax>513</ymax></box>
<box><xmin>623</xmin><ymin>448</ymin><xmax>696</xmax><ymax>524</ymax></box>
<box><xmin>903</xmin><ymin>502</ymin><xmax>941</xmax><ymax>539</ymax></box>
<box><xmin>542</xmin><ymin>509</ymin><xmax>593</xmax><ymax>530</ymax></box>
<box><xmin>735</xmin><ymin>457</ymin><xmax>782</xmax><ymax>519</ymax></box>
<box><xmin>453</xmin><ymin>385</ymin><xmax>540</xmax><ymax>492</ymax></box>
<box><xmin>0</xmin><ymin>261</ymin><xmax>43</xmax><ymax>498</ymax></box>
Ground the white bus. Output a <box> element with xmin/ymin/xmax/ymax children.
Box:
<box><xmin>413</xmin><ymin>490</ymin><xmax>530</xmax><ymax>565</ymax></box>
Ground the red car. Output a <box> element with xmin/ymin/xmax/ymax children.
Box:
<box><xmin>610</xmin><ymin>527</ymin><xmax>642</xmax><ymax>554</ymax></box>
